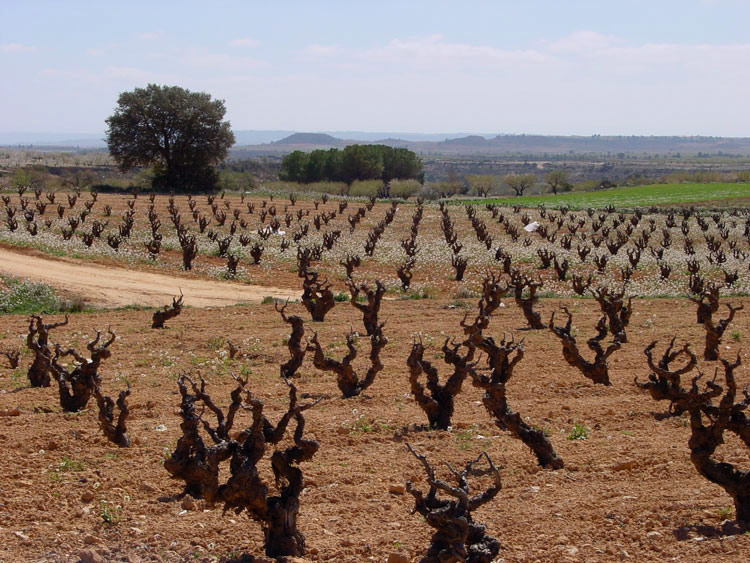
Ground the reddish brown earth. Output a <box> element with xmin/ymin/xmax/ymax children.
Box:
<box><xmin>1</xmin><ymin>295</ymin><xmax>749</xmax><ymax>562</ymax></box>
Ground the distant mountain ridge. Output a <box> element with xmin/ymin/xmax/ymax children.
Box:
<box><xmin>5</xmin><ymin>130</ymin><xmax>750</xmax><ymax>156</ymax></box>
<box><xmin>273</xmin><ymin>132</ymin><xmax>342</xmax><ymax>146</ymax></box>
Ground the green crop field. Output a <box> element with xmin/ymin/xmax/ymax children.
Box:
<box><xmin>472</xmin><ymin>182</ymin><xmax>750</xmax><ymax>209</ymax></box>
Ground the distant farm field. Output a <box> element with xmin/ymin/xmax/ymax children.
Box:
<box><xmin>476</xmin><ymin>182</ymin><xmax>750</xmax><ymax>209</ymax></box>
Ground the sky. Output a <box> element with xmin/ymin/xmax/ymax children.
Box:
<box><xmin>2</xmin><ymin>0</ymin><xmax>750</xmax><ymax>137</ymax></box>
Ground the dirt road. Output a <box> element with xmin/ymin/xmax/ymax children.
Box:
<box><xmin>0</xmin><ymin>247</ymin><xmax>300</xmax><ymax>308</ymax></box>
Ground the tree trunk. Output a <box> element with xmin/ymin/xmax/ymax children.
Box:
<box><xmin>28</xmin><ymin>357</ymin><xmax>51</xmax><ymax>387</ymax></box>
<box><xmin>264</xmin><ymin>494</ymin><xmax>305</xmax><ymax>558</ymax></box>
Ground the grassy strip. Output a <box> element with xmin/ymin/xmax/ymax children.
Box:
<box><xmin>0</xmin><ymin>275</ymin><xmax>89</xmax><ymax>315</ymax></box>
<box><xmin>466</xmin><ymin>182</ymin><xmax>750</xmax><ymax>209</ymax></box>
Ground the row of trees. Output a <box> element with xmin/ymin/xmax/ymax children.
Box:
<box><xmin>465</xmin><ymin>169</ymin><xmax>573</xmax><ymax>197</ymax></box>
<box><xmin>279</xmin><ymin>145</ymin><xmax>424</xmax><ymax>185</ymax></box>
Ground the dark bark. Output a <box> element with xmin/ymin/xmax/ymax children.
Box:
<box><xmin>218</xmin><ymin>382</ymin><xmax>320</xmax><ymax>558</ymax></box>
<box><xmin>407</xmin><ymin>337</ymin><xmax>474</xmax><ymax>430</ymax></box>
<box><xmin>50</xmin><ymin>329</ymin><xmax>116</xmax><ymax>412</ymax></box>
<box><xmin>347</xmin><ymin>279</ymin><xmax>386</xmax><ymax>336</ymax></box>
<box><xmin>635</xmin><ymin>338</ymin><xmax>698</xmax><ymax>415</ymax></box>
<box><xmin>26</xmin><ymin>314</ymin><xmax>69</xmax><ymax>387</ymax></box>
<box><xmin>95</xmin><ymin>385</ymin><xmax>131</xmax><ymax>447</ymax></box>
<box><xmin>406</xmin><ymin>444</ymin><xmax>502</xmax><ymax>562</ymax></box>
<box><xmin>591</xmin><ymin>285</ymin><xmax>633</xmax><ymax>343</ymax></box>
<box><xmin>641</xmin><ymin>353</ymin><xmax>750</xmax><ymax>527</ymax></box>
<box><xmin>689</xmin><ymin>283</ymin><xmax>720</xmax><ymax>325</ymax></box>
<box><xmin>308</xmin><ymin>326</ymin><xmax>387</xmax><ymax>398</ymax></box>
<box><xmin>179</xmin><ymin>232</ymin><xmax>198</xmax><ymax>270</ymax></box>
<box><xmin>452</xmin><ymin>255</ymin><xmax>468</xmax><ymax>281</ymax></box>
<box><xmin>397</xmin><ymin>258</ymin><xmax>415</xmax><ymax>291</ymax></box>
<box><xmin>339</xmin><ymin>254</ymin><xmax>361</xmax><ymax>280</ymax></box>
<box><xmin>509</xmin><ymin>269</ymin><xmax>545</xmax><ymax>330</ymax></box>
<box><xmin>549</xmin><ymin>308</ymin><xmax>621</xmax><ymax>386</ymax></box>
<box><xmin>703</xmin><ymin>303</ymin><xmax>743</xmax><ymax>361</ymax></box>
<box><xmin>465</xmin><ymin>333</ymin><xmax>564</xmax><ymax>470</ymax></box>
<box><xmin>3</xmin><ymin>349</ymin><xmax>20</xmax><ymax>369</ymax></box>
<box><xmin>164</xmin><ymin>374</ymin><xmax>246</xmax><ymax>502</ymax></box>
<box><xmin>276</xmin><ymin>301</ymin><xmax>306</xmax><ymax>379</ymax></box>
<box><xmin>301</xmin><ymin>270</ymin><xmax>335</xmax><ymax>322</ymax></box>
<box><xmin>152</xmin><ymin>292</ymin><xmax>184</xmax><ymax>328</ymax></box>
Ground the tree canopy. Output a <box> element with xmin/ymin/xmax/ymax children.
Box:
<box><xmin>503</xmin><ymin>173</ymin><xmax>537</xmax><ymax>197</ymax></box>
<box><xmin>466</xmin><ymin>174</ymin><xmax>497</xmax><ymax>197</ymax></box>
<box><xmin>544</xmin><ymin>169</ymin><xmax>572</xmax><ymax>194</ymax></box>
<box><xmin>105</xmin><ymin>84</ymin><xmax>235</xmax><ymax>192</ymax></box>
<box><xmin>279</xmin><ymin>144</ymin><xmax>423</xmax><ymax>186</ymax></box>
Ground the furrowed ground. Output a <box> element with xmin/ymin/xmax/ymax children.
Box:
<box><xmin>0</xmin><ymin>188</ymin><xmax>749</xmax><ymax>562</ymax></box>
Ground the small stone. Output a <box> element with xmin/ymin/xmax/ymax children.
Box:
<box><xmin>46</xmin><ymin>440</ymin><xmax>58</xmax><ymax>450</ymax></box>
<box><xmin>387</xmin><ymin>553</ymin><xmax>409</xmax><ymax>563</ymax></box>
<box><xmin>139</xmin><ymin>481</ymin><xmax>158</xmax><ymax>493</ymax></box>
<box><xmin>83</xmin><ymin>534</ymin><xmax>101</xmax><ymax>545</ymax></box>
<box><xmin>81</xmin><ymin>490</ymin><xmax>95</xmax><ymax>502</ymax></box>
<box><xmin>613</xmin><ymin>461</ymin><xmax>639</xmax><ymax>471</ymax></box>
<box><xmin>340</xmin><ymin>539</ymin><xmax>354</xmax><ymax>547</ymax></box>
<box><xmin>78</xmin><ymin>549</ymin><xmax>106</xmax><ymax>563</ymax></box>
<box><xmin>566</xmin><ymin>546</ymin><xmax>579</xmax><ymax>555</ymax></box>
<box><xmin>0</xmin><ymin>408</ymin><xmax>21</xmax><ymax>417</ymax></box>
<box><xmin>155</xmin><ymin>424</ymin><xmax>167</xmax><ymax>432</ymax></box>
<box><xmin>646</xmin><ymin>531</ymin><xmax>662</xmax><ymax>538</ymax></box>
<box><xmin>389</xmin><ymin>484</ymin><xmax>405</xmax><ymax>495</ymax></box>
<box><xmin>181</xmin><ymin>496</ymin><xmax>196</xmax><ymax>511</ymax></box>
<box><xmin>14</xmin><ymin>531</ymin><xmax>30</xmax><ymax>541</ymax></box>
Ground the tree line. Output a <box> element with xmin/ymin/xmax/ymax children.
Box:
<box><xmin>279</xmin><ymin>145</ymin><xmax>424</xmax><ymax>185</ymax></box>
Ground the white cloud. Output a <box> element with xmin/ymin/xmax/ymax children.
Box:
<box><xmin>103</xmin><ymin>66</ymin><xmax>155</xmax><ymax>81</ymax></box>
<box><xmin>303</xmin><ymin>44</ymin><xmax>345</xmax><ymax>57</ymax></box>
<box><xmin>360</xmin><ymin>35</ymin><xmax>553</xmax><ymax>67</ymax></box>
<box><xmin>136</xmin><ymin>32</ymin><xmax>163</xmax><ymax>41</ymax></box>
<box><xmin>301</xmin><ymin>31</ymin><xmax>750</xmax><ymax>80</ymax></box>
<box><xmin>545</xmin><ymin>30</ymin><xmax>621</xmax><ymax>53</ymax></box>
<box><xmin>2</xmin><ymin>43</ymin><xmax>36</xmax><ymax>53</ymax></box>
<box><xmin>281</xmin><ymin>31</ymin><xmax>750</xmax><ymax>134</ymax></box>
<box><xmin>148</xmin><ymin>47</ymin><xmax>266</xmax><ymax>72</ymax></box>
<box><xmin>303</xmin><ymin>35</ymin><xmax>552</xmax><ymax>68</ymax></box>
<box><xmin>229</xmin><ymin>38</ymin><xmax>260</xmax><ymax>48</ymax></box>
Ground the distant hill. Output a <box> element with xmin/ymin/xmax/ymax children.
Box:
<box><xmin>6</xmin><ymin>130</ymin><xmax>750</xmax><ymax>157</ymax></box>
<box><xmin>233</xmin><ymin>130</ymin><xmax>294</xmax><ymax>144</ymax></box>
<box><xmin>440</xmin><ymin>135</ymin><xmax>490</xmax><ymax>146</ymax></box>
<box><xmin>0</xmin><ymin>132</ymin><xmax>105</xmax><ymax>147</ymax></box>
<box><xmin>273</xmin><ymin>132</ymin><xmax>342</xmax><ymax>146</ymax></box>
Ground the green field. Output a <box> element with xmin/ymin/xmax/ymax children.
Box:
<box><xmin>471</xmin><ymin>182</ymin><xmax>750</xmax><ymax>209</ymax></box>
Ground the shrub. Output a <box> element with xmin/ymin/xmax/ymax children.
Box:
<box><xmin>349</xmin><ymin>179</ymin><xmax>383</xmax><ymax>198</ymax></box>
<box><xmin>418</xmin><ymin>183</ymin><xmax>442</xmax><ymax>201</ymax></box>
<box><xmin>389</xmin><ymin>179</ymin><xmax>422</xmax><ymax>199</ymax></box>
<box><xmin>306</xmin><ymin>181</ymin><xmax>349</xmax><ymax>195</ymax></box>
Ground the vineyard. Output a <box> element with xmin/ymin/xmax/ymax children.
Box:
<box><xmin>0</xmin><ymin>187</ymin><xmax>749</xmax><ymax>562</ymax></box>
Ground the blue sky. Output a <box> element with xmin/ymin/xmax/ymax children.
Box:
<box><xmin>2</xmin><ymin>0</ymin><xmax>749</xmax><ymax>136</ymax></box>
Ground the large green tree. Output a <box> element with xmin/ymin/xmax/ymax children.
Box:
<box><xmin>279</xmin><ymin>144</ymin><xmax>422</xmax><ymax>186</ymax></box>
<box><xmin>105</xmin><ymin>84</ymin><xmax>235</xmax><ymax>192</ymax></box>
